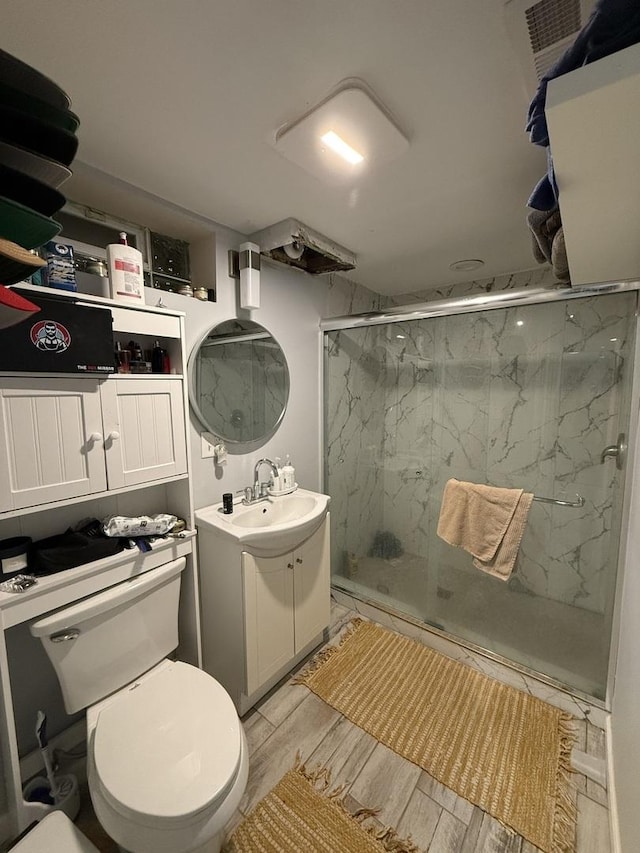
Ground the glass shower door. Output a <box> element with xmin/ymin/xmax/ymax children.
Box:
<box><xmin>325</xmin><ymin>290</ymin><xmax>636</xmax><ymax>700</ymax></box>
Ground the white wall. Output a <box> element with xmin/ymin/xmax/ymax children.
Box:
<box><xmin>154</xmin><ymin>222</ymin><xmax>349</xmax><ymax>511</ymax></box>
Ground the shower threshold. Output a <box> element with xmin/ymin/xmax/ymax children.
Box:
<box><xmin>331</xmin><ymin>576</ymin><xmax>608</xmax><ymax>717</ymax></box>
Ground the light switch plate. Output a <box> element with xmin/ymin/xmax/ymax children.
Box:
<box><xmin>201</xmin><ymin>432</ymin><xmax>216</xmax><ymax>458</ymax></box>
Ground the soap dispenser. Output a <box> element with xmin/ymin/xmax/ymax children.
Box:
<box><xmin>282</xmin><ymin>455</ymin><xmax>295</xmax><ymax>491</ymax></box>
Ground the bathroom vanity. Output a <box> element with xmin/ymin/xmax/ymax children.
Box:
<box><xmin>195</xmin><ymin>491</ymin><xmax>330</xmax><ymax>715</ymax></box>
<box><xmin>0</xmin><ymin>287</ymin><xmax>200</xmax><ymax>844</ymax></box>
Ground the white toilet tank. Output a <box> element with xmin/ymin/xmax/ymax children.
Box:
<box><xmin>30</xmin><ymin>558</ymin><xmax>186</xmax><ymax>714</ymax></box>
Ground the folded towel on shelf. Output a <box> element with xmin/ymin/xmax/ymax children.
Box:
<box><xmin>437</xmin><ymin>478</ymin><xmax>534</xmax><ymax>581</ymax></box>
<box><xmin>526</xmin><ymin>206</ymin><xmax>570</xmax><ymax>283</ymax></box>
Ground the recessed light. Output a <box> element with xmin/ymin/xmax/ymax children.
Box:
<box><xmin>320</xmin><ymin>131</ymin><xmax>364</xmax><ymax>164</ymax></box>
<box><xmin>449</xmin><ymin>259</ymin><xmax>485</xmax><ymax>272</ymax></box>
<box><xmin>516</xmin><ymin>320</ymin><xmax>524</xmax><ymax>327</ymax></box>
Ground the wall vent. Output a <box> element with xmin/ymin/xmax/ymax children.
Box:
<box><xmin>505</xmin><ymin>0</ymin><xmax>596</xmax><ymax>93</ymax></box>
<box><xmin>525</xmin><ymin>0</ymin><xmax>581</xmax><ymax>53</ymax></box>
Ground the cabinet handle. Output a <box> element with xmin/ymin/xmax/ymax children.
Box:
<box><xmin>296</xmin><ymin>557</ymin><xmax>303</xmax><ymax>564</ymax></box>
<box><xmin>287</xmin><ymin>562</ymin><xmax>294</xmax><ymax>569</ymax></box>
<box><xmin>107</xmin><ymin>430</ymin><xmax>121</xmax><ymax>441</ymax></box>
<box><xmin>89</xmin><ymin>432</ymin><xmax>103</xmax><ymax>443</ymax></box>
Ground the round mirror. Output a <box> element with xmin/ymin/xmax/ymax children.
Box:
<box><xmin>188</xmin><ymin>319</ymin><xmax>290</xmax><ymax>444</ymax></box>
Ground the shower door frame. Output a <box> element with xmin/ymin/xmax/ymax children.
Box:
<box><xmin>321</xmin><ymin>280</ymin><xmax>640</xmax><ymax>710</ymax></box>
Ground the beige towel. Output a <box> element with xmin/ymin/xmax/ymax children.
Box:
<box><xmin>437</xmin><ymin>478</ymin><xmax>534</xmax><ymax>581</ymax></box>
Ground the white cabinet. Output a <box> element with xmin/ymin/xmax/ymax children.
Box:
<box><xmin>0</xmin><ymin>376</ymin><xmax>187</xmax><ymax>513</ymax></box>
<box><xmin>100</xmin><ymin>378</ymin><xmax>187</xmax><ymax>489</ymax></box>
<box><xmin>243</xmin><ymin>521</ymin><xmax>330</xmax><ymax>697</ymax></box>
<box><xmin>196</xmin><ymin>513</ymin><xmax>330</xmax><ymax>715</ymax></box>
<box><xmin>0</xmin><ymin>280</ymin><xmax>199</xmax><ymax>848</ymax></box>
<box><xmin>0</xmin><ymin>378</ymin><xmax>107</xmax><ymax>511</ymax></box>
<box><xmin>546</xmin><ymin>44</ymin><xmax>640</xmax><ymax>285</ymax></box>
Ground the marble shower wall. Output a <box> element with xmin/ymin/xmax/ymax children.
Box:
<box><xmin>326</xmin><ymin>288</ymin><xmax>636</xmax><ymax>615</ymax></box>
<box><xmin>325</xmin><ymin>327</ymin><xmax>386</xmax><ymax>575</ymax></box>
<box><xmin>196</xmin><ymin>338</ymin><xmax>287</xmax><ymax>443</ymax></box>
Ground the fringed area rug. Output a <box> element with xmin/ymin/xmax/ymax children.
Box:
<box><xmin>295</xmin><ymin>619</ymin><xmax>577</xmax><ymax>853</ymax></box>
<box><xmin>225</xmin><ymin>757</ymin><xmax>419</xmax><ymax>853</ymax></box>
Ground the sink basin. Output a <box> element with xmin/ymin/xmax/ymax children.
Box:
<box><xmin>195</xmin><ymin>488</ymin><xmax>330</xmax><ymax>556</ymax></box>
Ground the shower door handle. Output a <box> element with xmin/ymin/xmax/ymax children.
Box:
<box><xmin>600</xmin><ymin>433</ymin><xmax>626</xmax><ymax>470</ymax></box>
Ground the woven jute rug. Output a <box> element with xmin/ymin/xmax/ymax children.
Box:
<box><xmin>225</xmin><ymin>757</ymin><xmax>419</xmax><ymax>852</ymax></box>
<box><xmin>295</xmin><ymin>619</ymin><xmax>577</xmax><ymax>853</ymax></box>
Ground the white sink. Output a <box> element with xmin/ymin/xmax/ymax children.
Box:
<box><xmin>195</xmin><ymin>488</ymin><xmax>330</xmax><ymax>556</ymax></box>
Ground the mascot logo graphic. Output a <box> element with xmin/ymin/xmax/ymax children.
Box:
<box><xmin>30</xmin><ymin>320</ymin><xmax>71</xmax><ymax>353</ymax></box>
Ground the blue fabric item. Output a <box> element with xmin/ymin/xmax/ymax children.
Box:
<box><xmin>526</xmin><ymin>0</ymin><xmax>640</xmax><ymax>211</ymax></box>
<box><xmin>528</xmin><ymin>149</ymin><xmax>559</xmax><ymax>209</ymax></box>
<box><xmin>527</xmin><ymin>0</ymin><xmax>640</xmax><ymax>148</ymax></box>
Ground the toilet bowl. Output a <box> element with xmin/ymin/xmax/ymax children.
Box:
<box><xmin>30</xmin><ymin>557</ymin><xmax>248</xmax><ymax>853</ymax></box>
<box><xmin>86</xmin><ymin>660</ymin><xmax>249</xmax><ymax>853</ymax></box>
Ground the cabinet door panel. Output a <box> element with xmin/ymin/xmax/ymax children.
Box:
<box><xmin>101</xmin><ymin>378</ymin><xmax>187</xmax><ymax>489</ymax></box>
<box><xmin>294</xmin><ymin>517</ymin><xmax>330</xmax><ymax>653</ymax></box>
<box><xmin>243</xmin><ymin>552</ymin><xmax>295</xmax><ymax>697</ymax></box>
<box><xmin>0</xmin><ymin>379</ymin><xmax>106</xmax><ymax>511</ymax></box>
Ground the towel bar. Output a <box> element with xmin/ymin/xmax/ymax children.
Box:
<box><xmin>532</xmin><ymin>493</ymin><xmax>584</xmax><ymax>508</ymax></box>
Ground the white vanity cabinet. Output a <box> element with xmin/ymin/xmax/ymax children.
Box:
<box><xmin>196</xmin><ymin>512</ymin><xmax>330</xmax><ymax>715</ymax></box>
<box><xmin>243</xmin><ymin>520</ymin><xmax>330</xmax><ymax>697</ymax></box>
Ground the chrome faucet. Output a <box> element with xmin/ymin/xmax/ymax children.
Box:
<box><xmin>244</xmin><ymin>458</ymin><xmax>279</xmax><ymax>504</ymax></box>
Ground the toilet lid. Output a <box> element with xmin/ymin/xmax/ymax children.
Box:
<box><xmin>93</xmin><ymin>661</ymin><xmax>242</xmax><ymax>823</ymax></box>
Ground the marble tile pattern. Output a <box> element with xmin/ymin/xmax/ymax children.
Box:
<box><xmin>325</xmin><ymin>287</ymin><xmax>635</xmax><ymax>639</ymax></box>
<box><xmin>195</xmin><ymin>337</ymin><xmax>287</xmax><ymax>442</ymax></box>
<box><xmin>389</xmin><ymin>267</ymin><xmax>559</xmax><ymax>307</ymax></box>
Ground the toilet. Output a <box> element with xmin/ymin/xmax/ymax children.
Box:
<box><xmin>30</xmin><ymin>557</ymin><xmax>248</xmax><ymax>853</ymax></box>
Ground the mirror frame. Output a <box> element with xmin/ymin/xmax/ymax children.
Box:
<box><xmin>187</xmin><ymin>318</ymin><xmax>290</xmax><ymax>446</ymax></box>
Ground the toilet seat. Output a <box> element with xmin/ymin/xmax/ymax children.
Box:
<box><xmin>91</xmin><ymin>660</ymin><xmax>242</xmax><ymax>828</ymax></box>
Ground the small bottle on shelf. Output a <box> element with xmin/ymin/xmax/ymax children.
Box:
<box><xmin>151</xmin><ymin>340</ymin><xmax>165</xmax><ymax>374</ymax></box>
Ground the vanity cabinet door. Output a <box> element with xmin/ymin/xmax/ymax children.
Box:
<box><xmin>293</xmin><ymin>517</ymin><xmax>330</xmax><ymax>654</ymax></box>
<box><xmin>242</xmin><ymin>552</ymin><xmax>295</xmax><ymax>697</ymax></box>
<box><xmin>0</xmin><ymin>378</ymin><xmax>107</xmax><ymax>511</ymax></box>
<box><xmin>100</xmin><ymin>378</ymin><xmax>187</xmax><ymax>489</ymax></box>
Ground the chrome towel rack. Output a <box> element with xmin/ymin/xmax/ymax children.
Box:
<box><xmin>532</xmin><ymin>493</ymin><xmax>584</xmax><ymax>508</ymax></box>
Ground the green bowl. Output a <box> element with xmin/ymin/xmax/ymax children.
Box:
<box><xmin>0</xmin><ymin>196</ymin><xmax>61</xmax><ymax>250</ymax></box>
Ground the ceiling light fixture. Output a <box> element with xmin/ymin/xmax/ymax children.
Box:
<box><xmin>272</xmin><ymin>78</ymin><xmax>408</xmax><ymax>184</ymax></box>
<box><xmin>320</xmin><ymin>131</ymin><xmax>364</xmax><ymax>164</ymax></box>
<box><xmin>449</xmin><ymin>259</ymin><xmax>485</xmax><ymax>272</ymax></box>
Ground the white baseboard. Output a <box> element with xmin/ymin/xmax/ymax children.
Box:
<box><xmin>606</xmin><ymin>716</ymin><xmax>621</xmax><ymax>853</ymax></box>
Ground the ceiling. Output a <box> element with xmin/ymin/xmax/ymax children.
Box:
<box><xmin>3</xmin><ymin>0</ymin><xmax>550</xmax><ymax>296</ymax></box>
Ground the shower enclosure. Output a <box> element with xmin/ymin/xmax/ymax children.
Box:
<box><xmin>323</xmin><ymin>286</ymin><xmax>638</xmax><ymax>701</ymax></box>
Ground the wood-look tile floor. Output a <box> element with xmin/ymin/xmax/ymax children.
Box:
<box><xmin>74</xmin><ymin>600</ymin><xmax>612</xmax><ymax>853</ymax></box>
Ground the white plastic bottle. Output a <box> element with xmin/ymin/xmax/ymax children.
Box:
<box><xmin>282</xmin><ymin>455</ymin><xmax>295</xmax><ymax>491</ymax></box>
<box><xmin>107</xmin><ymin>232</ymin><xmax>145</xmax><ymax>304</ymax></box>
